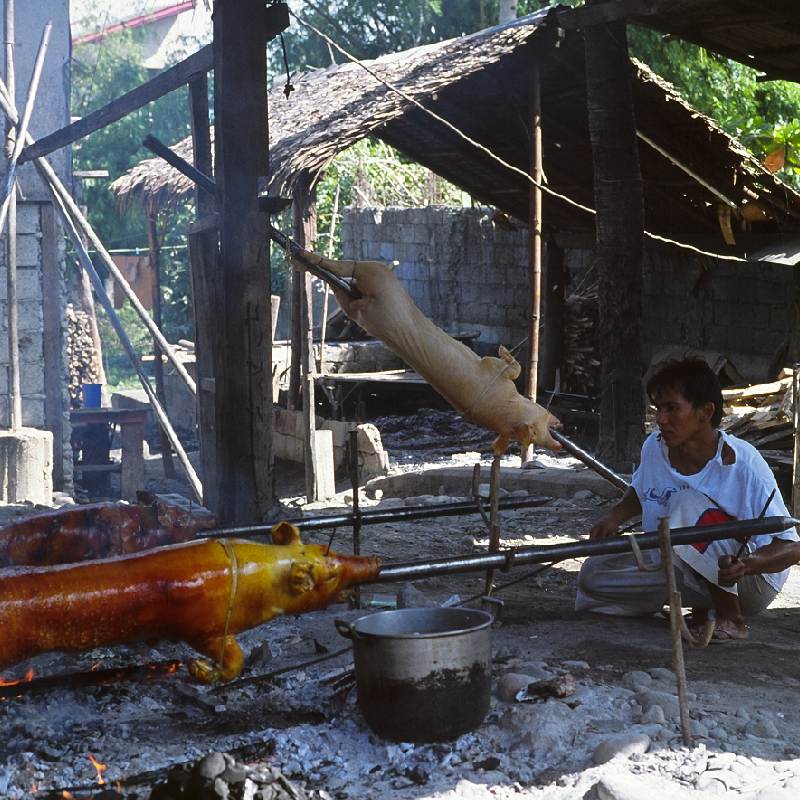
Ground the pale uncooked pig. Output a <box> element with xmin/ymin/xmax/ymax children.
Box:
<box><xmin>297</xmin><ymin>252</ymin><xmax>561</xmax><ymax>454</ymax></box>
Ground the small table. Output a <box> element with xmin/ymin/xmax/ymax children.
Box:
<box><xmin>70</xmin><ymin>408</ymin><xmax>149</xmax><ymax>501</ymax></box>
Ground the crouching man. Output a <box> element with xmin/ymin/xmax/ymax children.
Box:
<box><xmin>576</xmin><ymin>358</ymin><xmax>800</xmax><ymax>640</ymax></box>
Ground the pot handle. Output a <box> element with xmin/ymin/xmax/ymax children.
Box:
<box><xmin>334</xmin><ymin>618</ymin><xmax>358</xmax><ymax>640</ymax></box>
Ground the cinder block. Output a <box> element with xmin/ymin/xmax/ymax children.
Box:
<box><xmin>15</xmin><ymin>234</ymin><xmax>41</xmax><ymax>268</ymax></box>
<box><xmin>20</xmin><ymin>362</ymin><xmax>44</xmax><ymax>394</ymax></box>
<box><xmin>0</xmin><ymin>427</ymin><xmax>52</xmax><ymax>504</ymax></box>
<box><xmin>19</xmin><ymin>301</ymin><xmax>44</xmax><ymax>333</ymax></box>
<box><xmin>15</xmin><ymin>203</ymin><xmax>40</xmax><ymax>235</ymax></box>
<box><xmin>21</xmin><ymin>395</ymin><xmax>46</xmax><ymax>428</ymax></box>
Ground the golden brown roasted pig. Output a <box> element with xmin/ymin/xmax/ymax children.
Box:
<box><xmin>0</xmin><ymin>492</ymin><xmax>216</xmax><ymax>569</ymax></box>
<box><xmin>0</xmin><ymin>522</ymin><xmax>380</xmax><ymax>683</ymax></box>
<box><xmin>296</xmin><ymin>252</ymin><xmax>561</xmax><ymax>453</ymax></box>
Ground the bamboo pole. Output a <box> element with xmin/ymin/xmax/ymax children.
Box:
<box><xmin>4</xmin><ymin>0</ymin><xmax>20</xmax><ymax>429</ymax></box>
<box><xmin>658</xmin><ymin>516</ymin><xmax>693</xmax><ymax>747</ymax></box>
<box><xmin>0</xmin><ymin>20</ymin><xmax>50</xmax><ymax>234</ymax></box>
<box><xmin>0</xmin><ymin>77</ymin><xmax>197</xmax><ymax>397</ymax></box>
<box><xmin>523</xmin><ymin>57</ymin><xmax>542</xmax><ymax>463</ymax></box>
<box><xmin>51</xmin><ymin>186</ymin><xmax>202</xmax><ymax>501</ymax></box>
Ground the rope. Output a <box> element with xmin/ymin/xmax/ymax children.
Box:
<box><xmin>287</xmin><ymin>10</ymin><xmax>752</xmax><ymax>265</ymax></box>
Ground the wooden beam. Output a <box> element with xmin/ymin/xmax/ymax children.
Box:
<box><xmin>214</xmin><ymin>0</ymin><xmax>274</xmax><ymax>523</ymax></box>
<box><xmin>20</xmin><ymin>45</ymin><xmax>212</xmax><ymax>164</ymax></box>
<box><xmin>40</xmin><ymin>202</ymin><xmax>64</xmax><ymax>489</ymax></box>
<box><xmin>187</xmin><ymin>73</ymin><xmax>221</xmax><ymax>513</ymax></box>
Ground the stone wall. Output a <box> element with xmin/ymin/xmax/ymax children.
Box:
<box><xmin>273</xmin><ymin>407</ymin><xmax>389</xmax><ymax>483</ymax></box>
<box><xmin>342</xmin><ymin>206</ymin><xmax>794</xmax><ymax>383</ymax></box>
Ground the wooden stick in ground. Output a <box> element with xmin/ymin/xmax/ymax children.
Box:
<box><xmin>0</xmin><ymin>77</ymin><xmax>197</xmax><ymax>397</ymax></box>
<box><xmin>658</xmin><ymin>515</ymin><xmax>693</xmax><ymax>747</ymax></box>
<box><xmin>793</xmin><ymin>364</ymin><xmax>800</xmax><ymax>515</ymax></box>
<box><xmin>483</xmin><ymin>454</ymin><xmax>503</xmax><ymax>596</ymax></box>
<box><xmin>49</xmin><ymin>188</ymin><xmax>203</xmax><ymax>502</ymax></box>
<box><xmin>4</xmin><ymin>0</ymin><xmax>20</xmax><ymax>430</ymax></box>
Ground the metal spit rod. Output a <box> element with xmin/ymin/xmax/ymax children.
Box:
<box><xmin>549</xmin><ymin>428</ymin><xmax>629</xmax><ymax>492</ymax></box>
<box><xmin>372</xmin><ymin>516</ymin><xmax>800</xmax><ymax>583</ymax></box>
<box><xmin>196</xmin><ymin>495</ymin><xmax>551</xmax><ymax>539</ymax></box>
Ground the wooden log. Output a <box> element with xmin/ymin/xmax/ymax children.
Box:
<box><xmin>187</xmin><ymin>73</ymin><xmax>221</xmax><ymax>513</ymax></box>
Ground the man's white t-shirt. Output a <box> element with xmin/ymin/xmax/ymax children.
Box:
<box><xmin>631</xmin><ymin>430</ymin><xmax>798</xmax><ymax>592</ymax></box>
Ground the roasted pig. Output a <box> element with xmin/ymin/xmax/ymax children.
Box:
<box><xmin>295</xmin><ymin>252</ymin><xmax>561</xmax><ymax>453</ymax></box>
<box><xmin>0</xmin><ymin>492</ymin><xmax>216</xmax><ymax>569</ymax></box>
<box><xmin>0</xmin><ymin>522</ymin><xmax>380</xmax><ymax>683</ymax></box>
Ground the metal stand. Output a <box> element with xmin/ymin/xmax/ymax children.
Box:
<box><xmin>482</xmin><ymin>455</ymin><xmax>503</xmax><ymax>596</ymax></box>
<box><xmin>349</xmin><ymin>429</ymin><xmax>362</xmax><ymax>609</ymax></box>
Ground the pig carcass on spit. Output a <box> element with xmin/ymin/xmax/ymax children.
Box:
<box><xmin>296</xmin><ymin>252</ymin><xmax>561</xmax><ymax>454</ymax></box>
<box><xmin>0</xmin><ymin>522</ymin><xmax>380</xmax><ymax>683</ymax></box>
<box><xmin>0</xmin><ymin>492</ymin><xmax>216</xmax><ymax>569</ymax></box>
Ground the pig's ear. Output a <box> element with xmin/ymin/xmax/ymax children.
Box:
<box><xmin>272</xmin><ymin>521</ymin><xmax>301</xmax><ymax>545</ymax></box>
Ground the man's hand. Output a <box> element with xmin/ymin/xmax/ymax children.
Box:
<box><xmin>589</xmin><ymin>514</ymin><xmax>622</xmax><ymax>539</ymax></box>
<box><xmin>718</xmin><ymin>554</ymin><xmax>749</xmax><ymax>587</ymax></box>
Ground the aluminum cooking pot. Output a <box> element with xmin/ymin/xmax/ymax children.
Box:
<box><xmin>335</xmin><ymin>607</ymin><xmax>493</xmax><ymax>742</ymax></box>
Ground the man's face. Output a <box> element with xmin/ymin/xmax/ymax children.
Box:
<box><xmin>652</xmin><ymin>385</ymin><xmax>715</xmax><ymax>448</ymax></box>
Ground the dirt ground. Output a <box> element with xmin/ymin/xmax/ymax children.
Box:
<box><xmin>2</xmin><ymin>425</ymin><xmax>800</xmax><ymax>798</ymax></box>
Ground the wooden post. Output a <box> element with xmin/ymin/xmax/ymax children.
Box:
<box><xmin>584</xmin><ymin>15</ymin><xmax>645</xmax><ymax>469</ymax></box>
<box><xmin>318</xmin><ymin>181</ymin><xmax>340</xmax><ymax>375</ymax></box>
<box><xmin>523</xmin><ymin>56</ymin><xmax>543</xmax><ymax>463</ymax></box>
<box><xmin>288</xmin><ymin>254</ymin><xmax>302</xmax><ymax>410</ymax></box>
<box><xmin>41</xmin><ymin>203</ymin><xmax>64</xmax><ymax>489</ymax></box>
<box><xmin>119</xmin><ymin>414</ymin><xmax>145</xmax><ymax>502</ymax></box>
<box><xmin>293</xmin><ymin>172</ymin><xmax>320</xmax><ymax>502</ymax></box>
<box><xmin>4</xmin><ymin>0</ymin><xmax>20</xmax><ymax>430</ymax></box>
<box><xmin>187</xmin><ymin>72</ymin><xmax>221</xmax><ymax>512</ymax></box>
<box><xmin>540</xmin><ymin>239</ymin><xmax>565</xmax><ymax>391</ymax></box>
<box><xmin>147</xmin><ymin>210</ymin><xmax>175</xmax><ymax>478</ymax></box>
<box><xmin>213</xmin><ymin>0</ymin><xmax>274</xmax><ymax>523</ymax></box>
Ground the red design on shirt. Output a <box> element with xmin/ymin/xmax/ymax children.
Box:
<box><xmin>692</xmin><ymin>507</ymin><xmax>735</xmax><ymax>552</ymax></box>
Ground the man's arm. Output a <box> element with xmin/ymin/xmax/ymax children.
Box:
<box><xmin>589</xmin><ymin>487</ymin><xmax>642</xmax><ymax>539</ymax></box>
<box><xmin>718</xmin><ymin>538</ymin><xmax>800</xmax><ymax>586</ymax></box>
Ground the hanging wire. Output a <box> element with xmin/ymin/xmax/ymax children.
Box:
<box><xmin>287</xmin><ymin>9</ymin><xmax>755</xmax><ymax>265</ymax></box>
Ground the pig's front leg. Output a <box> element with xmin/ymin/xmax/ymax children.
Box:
<box><xmin>187</xmin><ymin>634</ymin><xmax>245</xmax><ymax>683</ymax></box>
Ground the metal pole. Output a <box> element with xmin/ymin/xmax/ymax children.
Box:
<box><xmin>4</xmin><ymin>0</ymin><xmax>19</xmax><ymax>429</ymax></box>
<box><xmin>197</xmin><ymin>494</ymin><xmax>551</xmax><ymax>538</ymax></box>
<box><xmin>549</xmin><ymin>428</ymin><xmax>629</xmax><ymax>492</ymax></box>
<box><xmin>374</xmin><ymin>516</ymin><xmax>799</xmax><ymax>583</ymax></box>
<box><xmin>658</xmin><ymin>516</ymin><xmax>693</xmax><ymax>747</ymax></box>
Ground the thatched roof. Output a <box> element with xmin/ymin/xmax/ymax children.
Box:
<box><xmin>111</xmin><ymin>8</ymin><xmax>800</xmax><ymax>252</ymax></box>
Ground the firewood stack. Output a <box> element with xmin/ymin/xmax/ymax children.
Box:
<box><xmin>721</xmin><ymin>368</ymin><xmax>795</xmax><ymax>459</ymax></box>
<box><xmin>66</xmin><ymin>304</ymin><xmax>101</xmax><ymax>408</ymax></box>
<box><xmin>562</xmin><ymin>283</ymin><xmax>600</xmax><ymax>394</ymax></box>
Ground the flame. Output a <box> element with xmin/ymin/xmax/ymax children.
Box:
<box><xmin>0</xmin><ymin>667</ymin><xmax>36</xmax><ymax>686</ymax></box>
<box><xmin>62</xmin><ymin>792</ymin><xmax>74</xmax><ymax>799</ymax></box>
<box><xmin>87</xmin><ymin>753</ymin><xmax>107</xmax><ymax>785</ymax></box>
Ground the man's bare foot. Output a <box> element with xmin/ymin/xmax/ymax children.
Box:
<box><xmin>711</xmin><ymin>616</ymin><xmax>749</xmax><ymax>641</ymax></box>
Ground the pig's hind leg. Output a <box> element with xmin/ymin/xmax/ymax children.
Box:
<box><xmin>187</xmin><ymin>634</ymin><xmax>245</xmax><ymax>683</ymax></box>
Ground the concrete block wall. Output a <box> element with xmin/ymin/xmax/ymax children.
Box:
<box><xmin>273</xmin><ymin>407</ymin><xmax>389</xmax><ymax>482</ymax></box>
<box><xmin>343</xmin><ymin>205</ymin><xmax>794</xmax><ymax>384</ymax></box>
<box><xmin>342</xmin><ymin>206</ymin><xmax>531</xmax><ymax>354</ymax></box>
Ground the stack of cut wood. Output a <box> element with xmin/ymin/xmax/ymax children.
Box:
<box><xmin>562</xmin><ymin>284</ymin><xmax>600</xmax><ymax>394</ymax></box>
<box><xmin>66</xmin><ymin>304</ymin><xmax>101</xmax><ymax>408</ymax></box>
<box><xmin>721</xmin><ymin>368</ymin><xmax>794</xmax><ymax>457</ymax></box>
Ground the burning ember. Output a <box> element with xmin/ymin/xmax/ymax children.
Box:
<box><xmin>87</xmin><ymin>753</ymin><xmax>107</xmax><ymax>785</ymax></box>
<box><xmin>0</xmin><ymin>667</ymin><xmax>35</xmax><ymax>686</ymax></box>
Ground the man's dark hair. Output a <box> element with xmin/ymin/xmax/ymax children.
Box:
<box><xmin>646</xmin><ymin>357</ymin><xmax>724</xmax><ymax>428</ymax></box>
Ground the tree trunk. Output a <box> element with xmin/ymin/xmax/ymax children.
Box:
<box><xmin>584</xmin><ymin>18</ymin><xmax>645</xmax><ymax>470</ymax></box>
<box><xmin>499</xmin><ymin>0</ymin><xmax>518</xmax><ymax>24</ymax></box>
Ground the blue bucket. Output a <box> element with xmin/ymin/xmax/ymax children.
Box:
<box><xmin>82</xmin><ymin>383</ymin><xmax>102</xmax><ymax>408</ymax></box>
